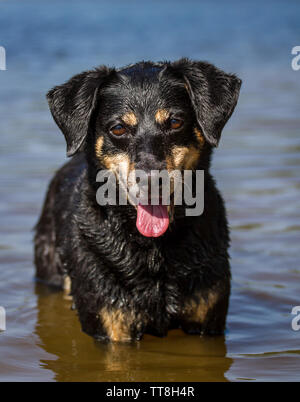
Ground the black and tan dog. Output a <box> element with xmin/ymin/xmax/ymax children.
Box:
<box><xmin>34</xmin><ymin>59</ymin><xmax>241</xmax><ymax>341</ymax></box>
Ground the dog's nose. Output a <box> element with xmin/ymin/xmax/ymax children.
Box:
<box><xmin>135</xmin><ymin>152</ymin><xmax>166</xmax><ymax>173</ymax></box>
<box><xmin>137</xmin><ymin>172</ymin><xmax>164</xmax><ymax>205</ymax></box>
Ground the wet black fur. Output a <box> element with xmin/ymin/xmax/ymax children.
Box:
<box><xmin>34</xmin><ymin>58</ymin><xmax>241</xmax><ymax>341</ymax></box>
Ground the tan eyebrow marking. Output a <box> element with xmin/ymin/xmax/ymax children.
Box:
<box><xmin>122</xmin><ymin>112</ymin><xmax>138</xmax><ymax>126</ymax></box>
<box><xmin>155</xmin><ymin>109</ymin><xmax>170</xmax><ymax>124</ymax></box>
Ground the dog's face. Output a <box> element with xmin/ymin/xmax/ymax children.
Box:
<box><xmin>94</xmin><ymin>63</ymin><xmax>204</xmax><ymax>176</ymax></box>
<box><xmin>47</xmin><ymin>59</ymin><xmax>241</xmax><ymax>237</ymax></box>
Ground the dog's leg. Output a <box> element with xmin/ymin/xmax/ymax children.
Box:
<box><xmin>34</xmin><ymin>185</ymin><xmax>64</xmax><ymax>288</ymax></box>
<box><xmin>78</xmin><ymin>303</ymin><xmax>145</xmax><ymax>342</ymax></box>
<box><xmin>180</xmin><ymin>282</ymin><xmax>230</xmax><ymax>336</ymax></box>
<box><xmin>97</xmin><ymin>307</ymin><xmax>145</xmax><ymax>342</ymax></box>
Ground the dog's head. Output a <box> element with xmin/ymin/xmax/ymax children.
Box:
<box><xmin>47</xmin><ymin>59</ymin><xmax>241</xmax><ymax>237</ymax></box>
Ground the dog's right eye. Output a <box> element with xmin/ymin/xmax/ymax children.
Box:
<box><xmin>170</xmin><ymin>118</ymin><xmax>183</xmax><ymax>130</ymax></box>
<box><xmin>111</xmin><ymin>124</ymin><xmax>126</xmax><ymax>136</ymax></box>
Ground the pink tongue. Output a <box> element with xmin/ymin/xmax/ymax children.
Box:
<box><xmin>136</xmin><ymin>205</ymin><xmax>169</xmax><ymax>237</ymax></box>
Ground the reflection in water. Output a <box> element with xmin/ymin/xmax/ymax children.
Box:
<box><xmin>34</xmin><ymin>284</ymin><xmax>231</xmax><ymax>381</ymax></box>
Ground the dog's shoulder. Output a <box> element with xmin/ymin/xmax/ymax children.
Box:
<box><xmin>47</xmin><ymin>153</ymin><xmax>87</xmax><ymax>198</ymax></box>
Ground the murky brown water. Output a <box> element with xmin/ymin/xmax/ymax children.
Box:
<box><xmin>1</xmin><ymin>0</ymin><xmax>300</xmax><ymax>382</ymax></box>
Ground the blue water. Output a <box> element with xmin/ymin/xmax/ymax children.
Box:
<box><xmin>0</xmin><ymin>0</ymin><xmax>300</xmax><ymax>381</ymax></box>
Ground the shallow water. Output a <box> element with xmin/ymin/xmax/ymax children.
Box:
<box><xmin>0</xmin><ymin>0</ymin><xmax>300</xmax><ymax>382</ymax></box>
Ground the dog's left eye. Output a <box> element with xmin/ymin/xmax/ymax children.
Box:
<box><xmin>111</xmin><ymin>124</ymin><xmax>126</xmax><ymax>136</ymax></box>
<box><xmin>170</xmin><ymin>118</ymin><xmax>183</xmax><ymax>130</ymax></box>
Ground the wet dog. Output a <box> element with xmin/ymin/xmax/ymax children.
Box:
<box><xmin>34</xmin><ymin>59</ymin><xmax>241</xmax><ymax>341</ymax></box>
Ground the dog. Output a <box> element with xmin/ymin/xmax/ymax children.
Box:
<box><xmin>34</xmin><ymin>58</ymin><xmax>241</xmax><ymax>342</ymax></box>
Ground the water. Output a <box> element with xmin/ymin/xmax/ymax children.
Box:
<box><xmin>0</xmin><ymin>0</ymin><xmax>300</xmax><ymax>382</ymax></box>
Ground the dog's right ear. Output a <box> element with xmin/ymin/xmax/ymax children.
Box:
<box><xmin>47</xmin><ymin>66</ymin><xmax>114</xmax><ymax>157</ymax></box>
<box><xmin>167</xmin><ymin>58</ymin><xmax>242</xmax><ymax>147</ymax></box>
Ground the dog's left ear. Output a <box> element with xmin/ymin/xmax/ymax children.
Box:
<box><xmin>169</xmin><ymin>58</ymin><xmax>242</xmax><ymax>146</ymax></box>
<box><xmin>47</xmin><ymin>66</ymin><xmax>114</xmax><ymax>157</ymax></box>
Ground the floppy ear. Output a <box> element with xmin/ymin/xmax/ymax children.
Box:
<box><xmin>47</xmin><ymin>66</ymin><xmax>114</xmax><ymax>157</ymax></box>
<box><xmin>170</xmin><ymin>58</ymin><xmax>242</xmax><ymax>147</ymax></box>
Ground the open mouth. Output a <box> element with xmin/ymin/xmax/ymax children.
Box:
<box><xmin>135</xmin><ymin>190</ymin><xmax>176</xmax><ymax>238</ymax></box>
<box><xmin>136</xmin><ymin>203</ymin><xmax>170</xmax><ymax>238</ymax></box>
<box><xmin>117</xmin><ymin>170</ymin><xmax>176</xmax><ymax>238</ymax></box>
<box><xmin>125</xmin><ymin>189</ymin><xmax>174</xmax><ymax>238</ymax></box>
